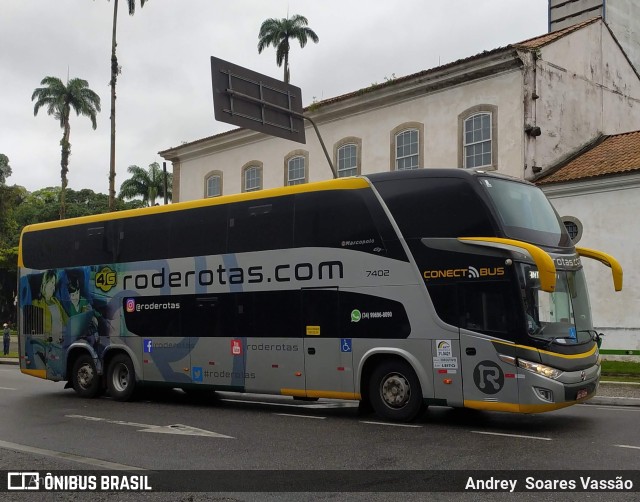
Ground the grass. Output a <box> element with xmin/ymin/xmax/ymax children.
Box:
<box><xmin>601</xmin><ymin>360</ymin><xmax>640</xmax><ymax>383</ymax></box>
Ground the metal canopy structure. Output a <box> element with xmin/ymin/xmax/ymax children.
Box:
<box><xmin>210</xmin><ymin>56</ymin><xmax>336</xmax><ymax>178</ymax></box>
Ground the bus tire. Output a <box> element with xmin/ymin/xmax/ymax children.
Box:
<box><xmin>71</xmin><ymin>354</ymin><xmax>101</xmax><ymax>398</ymax></box>
<box><xmin>369</xmin><ymin>359</ymin><xmax>423</xmax><ymax>422</ymax></box>
<box><xmin>107</xmin><ymin>354</ymin><xmax>136</xmax><ymax>401</ymax></box>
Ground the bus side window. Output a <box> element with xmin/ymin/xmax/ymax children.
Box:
<box><xmin>228</xmin><ymin>197</ymin><xmax>294</xmax><ymax>253</ymax></box>
<box><xmin>294</xmin><ymin>190</ymin><xmax>383</xmax><ymax>252</ymax></box>
<box><xmin>119</xmin><ymin>214</ymin><xmax>170</xmax><ymax>263</ymax></box>
<box><xmin>169</xmin><ymin>205</ymin><xmax>228</xmax><ymax>258</ymax></box>
<box><xmin>458</xmin><ymin>281</ymin><xmax>518</xmax><ymax>335</ymax></box>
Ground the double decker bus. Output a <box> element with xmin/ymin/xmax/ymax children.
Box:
<box><xmin>17</xmin><ymin>169</ymin><xmax>622</xmax><ymax>422</ymax></box>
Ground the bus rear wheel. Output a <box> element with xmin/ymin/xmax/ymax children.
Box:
<box><xmin>71</xmin><ymin>354</ymin><xmax>101</xmax><ymax>398</ymax></box>
<box><xmin>107</xmin><ymin>354</ymin><xmax>136</xmax><ymax>401</ymax></box>
<box><xmin>369</xmin><ymin>360</ymin><xmax>423</xmax><ymax>422</ymax></box>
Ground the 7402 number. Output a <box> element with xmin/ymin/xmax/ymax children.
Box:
<box><xmin>366</xmin><ymin>269</ymin><xmax>389</xmax><ymax>277</ymax></box>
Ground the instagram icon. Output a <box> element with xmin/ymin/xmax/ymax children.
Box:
<box><xmin>125</xmin><ymin>298</ymin><xmax>136</xmax><ymax>312</ymax></box>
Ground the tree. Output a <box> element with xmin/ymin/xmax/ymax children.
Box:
<box><xmin>258</xmin><ymin>14</ymin><xmax>319</xmax><ymax>83</ymax></box>
<box><xmin>0</xmin><ymin>154</ymin><xmax>11</xmax><ymax>184</ymax></box>
<box><xmin>31</xmin><ymin>77</ymin><xmax>101</xmax><ymax>219</ymax></box>
<box><xmin>0</xmin><ymin>155</ymin><xmax>24</xmax><ymax>250</ymax></box>
<box><xmin>108</xmin><ymin>0</ymin><xmax>149</xmax><ymax>212</ymax></box>
<box><xmin>118</xmin><ymin>162</ymin><xmax>172</xmax><ymax>206</ymax></box>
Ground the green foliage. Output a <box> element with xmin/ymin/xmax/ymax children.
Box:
<box><xmin>0</xmin><ymin>154</ymin><xmax>11</xmax><ymax>184</ymax></box>
<box><xmin>32</xmin><ymin>77</ymin><xmax>101</xmax><ymax>130</ymax></box>
<box><xmin>0</xmin><ymin>184</ymin><xmax>26</xmax><ymax>248</ymax></box>
<box><xmin>258</xmin><ymin>14</ymin><xmax>319</xmax><ymax>83</ymax></box>
<box><xmin>119</xmin><ymin>162</ymin><xmax>172</xmax><ymax>206</ymax></box>
<box><xmin>32</xmin><ymin>76</ymin><xmax>101</xmax><ymax>219</ymax></box>
<box><xmin>0</xmin><ymin>248</ymin><xmax>18</xmax><ymax>271</ymax></box>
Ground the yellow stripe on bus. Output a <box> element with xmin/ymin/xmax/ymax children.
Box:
<box><xmin>491</xmin><ymin>338</ymin><xmax>598</xmax><ymax>359</ymax></box>
<box><xmin>281</xmin><ymin>388</ymin><xmax>361</xmax><ymax>400</ymax></box>
<box><xmin>463</xmin><ymin>399</ymin><xmax>580</xmax><ymax>413</ymax></box>
<box><xmin>20</xmin><ymin>368</ymin><xmax>47</xmax><ymax>379</ymax></box>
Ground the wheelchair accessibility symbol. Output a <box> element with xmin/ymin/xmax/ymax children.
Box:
<box><xmin>341</xmin><ymin>338</ymin><xmax>352</xmax><ymax>353</ymax></box>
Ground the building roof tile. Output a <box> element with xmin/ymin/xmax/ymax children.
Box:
<box><xmin>537</xmin><ymin>130</ymin><xmax>640</xmax><ymax>185</ymax></box>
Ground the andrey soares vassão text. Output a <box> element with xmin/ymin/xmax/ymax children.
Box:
<box><xmin>465</xmin><ymin>475</ymin><xmax>634</xmax><ymax>492</ymax></box>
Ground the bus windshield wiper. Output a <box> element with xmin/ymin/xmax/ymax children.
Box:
<box><xmin>544</xmin><ymin>336</ymin><xmax>578</xmax><ymax>347</ymax></box>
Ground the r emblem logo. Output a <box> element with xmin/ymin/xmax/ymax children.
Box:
<box><xmin>473</xmin><ymin>360</ymin><xmax>505</xmax><ymax>394</ymax></box>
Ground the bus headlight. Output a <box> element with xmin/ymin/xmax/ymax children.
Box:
<box><xmin>517</xmin><ymin>358</ymin><xmax>562</xmax><ymax>379</ymax></box>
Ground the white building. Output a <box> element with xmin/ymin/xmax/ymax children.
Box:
<box><xmin>538</xmin><ymin>131</ymin><xmax>640</xmax><ymax>358</ymax></box>
<box><xmin>159</xmin><ymin>17</ymin><xmax>640</xmax><ymax>355</ymax></box>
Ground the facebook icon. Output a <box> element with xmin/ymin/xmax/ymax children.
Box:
<box><xmin>143</xmin><ymin>339</ymin><xmax>153</xmax><ymax>353</ymax></box>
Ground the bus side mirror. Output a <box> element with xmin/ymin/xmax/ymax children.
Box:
<box><xmin>596</xmin><ymin>333</ymin><xmax>604</xmax><ymax>348</ymax></box>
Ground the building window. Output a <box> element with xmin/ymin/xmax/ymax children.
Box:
<box><xmin>561</xmin><ymin>216</ymin><xmax>583</xmax><ymax>244</ymax></box>
<box><xmin>204</xmin><ymin>171</ymin><xmax>222</xmax><ymax>198</ymax></box>
<box><xmin>284</xmin><ymin>150</ymin><xmax>309</xmax><ymax>185</ymax></box>
<box><xmin>288</xmin><ymin>156</ymin><xmax>305</xmax><ymax>185</ymax></box>
<box><xmin>242</xmin><ymin>162</ymin><xmax>263</xmax><ymax>192</ymax></box>
<box><xmin>390</xmin><ymin>123</ymin><xmax>423</xmax><ymax>171</ymax></box>
<box><xmin>464</xmin><ymin>113</ymin><xmax>492</xmax><ymax>168</ymax></box>
<box><xmin>396</xmin><ymin>129</ymin><xmax>419</xmax><ymax>170</ymax></box>
<box><xmin>337</xmin><ymin>144</ymin><xmax>357</xmax><ymax>177</ymax></box>
<box><xmin>458</xmin><ymin>105</ymin><xmax>498</xmax><ymax>170</ymax></box>
<box><xmin>334</xmin><ymin>137</ymin><xmax>362</xmax><ymax>178</ymax></box>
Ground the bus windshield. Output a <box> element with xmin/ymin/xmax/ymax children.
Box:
<box><xmin>478</xmin><ymin>176</ymin><xmax>572</xmax><ymax>248</ymax></box>
<box><xmin>519</xmin><ymin>263</ymin><xmax>594</xmax><ymax>345</ymax></box>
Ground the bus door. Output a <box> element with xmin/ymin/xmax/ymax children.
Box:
<box><xmin>302</xmin><ymin>288</ymin><xmax>355</xmax><ymax>399</ymax></box>
<box><xmin>186</xmin><ymin>294</ymin><xmax>246</xmax><ymax>391</ymax></box>
<box><xmin>457</xmin><ymin>281</ymin><xmax>520</xmax><ymax>411</ymax></box>
<box><xmin>21</xmin><ymin>303</ymin><xmax>65</xmax><ymax>379</ymax></box>
<box><xmin>242</xmin><ymin>290</ymin><xmax>305</xmax><ymax>396</ymax></box>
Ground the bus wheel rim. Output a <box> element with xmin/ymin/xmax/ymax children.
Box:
<box><xmin>78</xmin><ymin>363</ymin><xmax>94</xmax><ymax>389</ymax></box>
<box><xmin>380</xmin><ymin>373</ymin><xmax>410</xmax><ymax>409</ymax></box>
<box><xmin>112</xmin><ymin>363</ymin><xmax>129</xmax><ymax>393</ymax></box>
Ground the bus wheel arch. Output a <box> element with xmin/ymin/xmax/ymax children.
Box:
<box><xmin>70</xmin><ymin>351</ymin><xmax>102</xmax><ymax>398</ymax></box>
<box><xmin>106</xmin><ymin>352</ymin><xmax>137</xmax><ymax>401</ymax></box>
<box><xmin>363</xmin><ymin>355</ymin><xmax>425</xmax><ymax>422</ymax></box>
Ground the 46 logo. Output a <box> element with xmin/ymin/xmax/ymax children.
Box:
<box><xmin>95</xmin><ymin>266</ymin><xmax>117</xmax><ymax>292</ymax></box>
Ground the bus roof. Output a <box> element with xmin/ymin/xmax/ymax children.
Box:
<box><xmin>20</xmin><ymin>176</ymin><xmax>370</xmax><ymax>234</ymax></box>
<box><xmin>366</xmin><ymin>168</ymin><xmax>533</xmax><ymax>186</ymax></box>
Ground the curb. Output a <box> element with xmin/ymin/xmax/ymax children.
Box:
<box><xmin>585</xmin><ymin>396</ymin><xmax>640</xmax><ymax>407</ymax></box>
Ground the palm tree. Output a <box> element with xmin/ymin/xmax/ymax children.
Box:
<box><xmin>118</xmin><ymin>162</ymin><xmax>172</xmax><ymax>206</ymax></box>
<box><xmin>32</xmin><ymin>77</ymin><xmax>101</xmax><ymax>219</ymax></box>
<box><xmin>258</xmin><ymin>14</ymin><xmax>319</xmax><ymax>83</ymax></box>
<box><xmin>108</xmin><ymin>0</ymin><xmax>149</xmax><ymax>212</ymax></box>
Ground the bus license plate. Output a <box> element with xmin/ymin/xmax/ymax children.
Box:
<box><xmin>576</xmin><ymin>388</ymin><xmax>588</xmax><ymax>400</ymax></box>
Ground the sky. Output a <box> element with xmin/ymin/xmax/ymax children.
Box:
<box><xmin>1</xmin><ymin>0</ymin><xmax>548</xmax><ymax>195</ymax></box>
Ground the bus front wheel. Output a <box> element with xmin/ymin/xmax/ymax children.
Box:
<box><xmin>71</xmin><ymin>354</ymin><xmax>101</xmax><ymax>398</ymax></box>
<box><xmin>107</xmin><ymin>354</ymin><xmax>136</xmax><ymax>401</ymax></box>
<box><xmin>369</xmin><ymin>359</ymin><xmax>423</xmax><ymax>422</ymax></box>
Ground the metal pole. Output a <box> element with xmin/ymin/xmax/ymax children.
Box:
<box><xmin>302</xmin><ymin>115</ymin><xmax>337</xmax><ymax>179</ymax></box>
<box><xmin>162</xmin><ymin>162</ymin><xmax>168</xmax><ymax>205</ymax></box>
